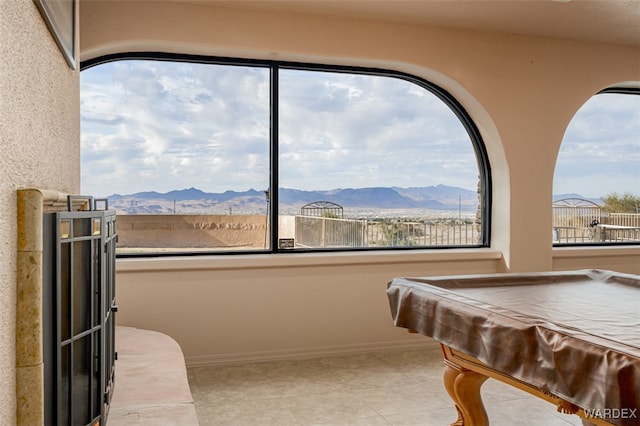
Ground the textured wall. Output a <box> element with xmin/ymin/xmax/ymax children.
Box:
<box><xmin>0</xmin><ymin>1</ymin><xmax>80</xmax><ymax>423</ymax></box>
<box><xmin>116</xmin><ymin>214</ymin><xmax>270</xmax><ymax>249</ymax></box>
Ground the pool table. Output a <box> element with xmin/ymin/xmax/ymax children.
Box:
<box><xmin>387</xmin><ymin>269</ymin><xmax>640</xmax><ymax>426</ymax></box>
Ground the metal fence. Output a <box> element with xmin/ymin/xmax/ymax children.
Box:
<box><xmin>552</xmin><ymin>226</ymin><xmax>597</xmax><ymax>244</ymax></box>
<box><xmin>608</xmin><ymin>213</ymin><xmax>640</xmax><ymax>227</ymax></box>
<box><xmin>552</xmin><ymin>198</ymin><xmax>640</xmax><ymax>244</ymax></box>
<box><xmin>366</xmin><ymin>220</ymin><xmax>480</xmax><ymax>247</ymax></box>
<box><xmin>552</xmin><ymin>210</ymin><xmax>640</xmax><ymax>244</ymax></box>
<box><xmin>295</xmin><ymin>216</ymin><xmax>365</xmax><ymax>248</ymax></box>
<box><xmin>552</xmin><ymin>198</ymin><xmax>601</xmax><ymax>229</ymax></box>
<box><xmin>594</xmin><ymin>225</ymin><xmax>640</xmax><ymax>242</ymax></box>
<box><xmin>294</xmin><ymin>215</ymin><xmax>480</xmax><ymax>248</ymax></box>
<box><xmin>295</xmin><ymin>212</ymin><xmax>640</xmax><ymax>248</ymax></box>
<box><xmin>554</xmin><ymin>224</ymin><xmax>640</xmax><ymax>243</ymax></box>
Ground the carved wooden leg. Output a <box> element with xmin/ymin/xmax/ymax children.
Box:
<box><xmin>455</xmin><ymin>369</ymin><xmax>490</xmax><ymax>426</ymax></box>
<box><xmin>444</xmin><ymin>361</ymin><xmax>490</xmax><ymax>426</ymax></box>
<box><xmin>443</xmin><ymin>363</ymin><xmax>464</xmax><ymax>426</ymax></box>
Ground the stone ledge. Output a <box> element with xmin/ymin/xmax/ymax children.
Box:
<box><xmin>108</xmin><ymin>326</ymin><xmax>199</xmax><ymax>425</ymax></box>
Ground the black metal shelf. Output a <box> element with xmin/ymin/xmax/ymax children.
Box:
<box><xmin>43</xmin><ymin>198</ymin><xmax>117</xmax><ymax>426</ymax></box>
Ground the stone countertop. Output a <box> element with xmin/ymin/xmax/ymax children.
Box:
<box><xmin>108</xmin><ymin>326</ymin><xmax>199</xmax><ymax>425</ymax></box>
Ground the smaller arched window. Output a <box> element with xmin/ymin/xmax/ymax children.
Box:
<box><xmin>81</xmin><ymin>53</ymin><xmax>491</xmax><ymax>255</ymax></box>
<box><xmin>553</xmin><ymin>88</ymin><xmax>640</xmax><ymax>245</ymax></box>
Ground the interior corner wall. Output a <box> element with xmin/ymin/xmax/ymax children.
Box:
<box><xmin>0</xmin><ymin>1</ymin><xmax>80</xmax><ymax>424</ymax></box>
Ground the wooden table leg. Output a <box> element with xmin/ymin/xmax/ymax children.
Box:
<box><xmin>444</xmin><ymin>360</ymin><xmax>490</xmax><ymax>426</ymax></box>
<box><xmin>443</xmin><ymin>363</ymin><xmax>465</xmax><ymax>426</ymax></box>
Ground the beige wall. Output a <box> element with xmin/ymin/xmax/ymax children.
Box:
<box><xmin>79</xmin><ymin>1</ymin><xmax>640</xmax><ymax>366</ymax></box>
<box><xmin>0</xmin><ymin>0</ymin><xmax>80</xmax><ymax>423</ymax></box>
<box><xmin>115</xmin><ymin>250</ymin><xmax>505</xmax><ymax>365</ymax></box>
<box><xmin>116</xmin><ymin>214</ymin><xmax>270</xmax><ymax>249</ymax></box>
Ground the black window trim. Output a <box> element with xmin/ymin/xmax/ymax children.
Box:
<box><xmin>599</xmin><ymin>87</ymin><xmax>640</xmax><ymax>96</ymax></box>
<box><xmin>81</xmin><ymin>52</ymin><xmax>492</xmax><ymax>257</ymax></box>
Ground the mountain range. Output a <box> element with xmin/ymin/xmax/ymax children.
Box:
<box><xmin>106</xmin><ymin>185</ymin><xmax>480</xmax><ymax>215</ymax></box>
<box><xmin>105</xmin><ymin>186</ymin><xmax>603</xmax><ymax>215</ymax></box>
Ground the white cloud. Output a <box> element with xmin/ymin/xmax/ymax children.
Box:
<box><xmin>81</xmin><ymin>60</ymin><xmax>637</xmax><ymax>199</ymax></box>
<box><xmin>276</xmin><ymin>69</ymin><xmax>478</xmax><ymax>190</ymax></box>
<box><xmin>554</xmin><ymin>92</ymin><xmax>640</xmax><ymax>197</ymax></box>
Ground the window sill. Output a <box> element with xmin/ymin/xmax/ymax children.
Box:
<box><xmin>116</xmin><ymin>248</ymin><xmax>502</xmax><ymax>272</ymax></box>
<box><xmin>553</xmin><ymin>245</ymin><xmax>640</xmax><ymax>258</ymax></box>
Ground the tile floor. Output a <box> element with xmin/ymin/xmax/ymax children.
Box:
<box><xmin>187</xmin><ymin>345</ymin><xmax>583</xmax><ymax>426</ymax></box>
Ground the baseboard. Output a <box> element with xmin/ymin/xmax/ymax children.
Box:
<box><xmin>185</xmin><ymin>338</ymin><xmax>440</xmax><ymax>367</ymax></box>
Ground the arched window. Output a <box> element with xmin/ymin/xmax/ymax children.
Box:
<box><xmin>81</xmin><ymin>53</ymin><xmax>490</xmax><ymax>255</ymax></box>
<box><xmin>553</xmin><ymin>88</ymin><xmax>640</xmax><ymax>245</ymax></box>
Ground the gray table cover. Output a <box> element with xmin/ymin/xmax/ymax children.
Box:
<box><xmin>387</xmin><ymin>269</ymin><xmax>640</xmax><ymax>425</ymax></box>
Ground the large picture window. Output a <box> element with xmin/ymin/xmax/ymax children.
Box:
<box><xmin>81</xmin><ymin>54</ymin><xmax>490</xmax><ymax>255</ymax></box>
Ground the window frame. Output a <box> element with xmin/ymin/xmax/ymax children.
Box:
<box><xmin>81</xmin><ymin>52</ymin><xmax>492</xmax><ymax>257</ymax></box>
<box><xmin>552</xmin><ymin>86</ymin><xmax>640</xmax><ymax>248</ymax></box>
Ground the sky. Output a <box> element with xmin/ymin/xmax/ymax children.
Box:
<box><xmin>80</xmin><ymin>60</ymin><xmax>639</xmax><ymax>199</ymax></box>
<box><xmin>554</xmin><ymin>93</ymin><xmax>639</xmax><ymax>197</ymax></box>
